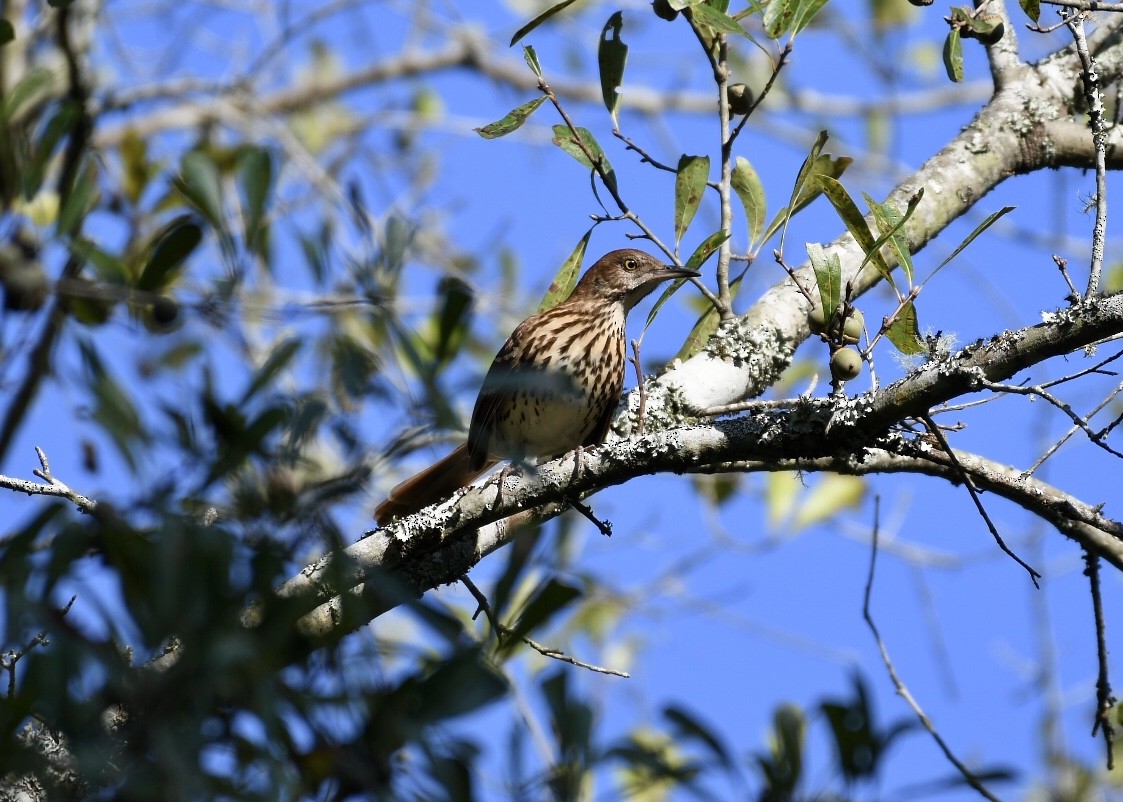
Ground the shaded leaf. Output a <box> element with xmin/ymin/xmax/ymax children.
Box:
<box><xmin>598</xmin><ymin>12</ymin><xmax>628</xmax><ymax>125</ymax></box>
<box><xmin>175</xmin><ymin>150</ymin><xmax>224</xmax><ymax>228</ymax></box>
<box><xmin>664</xmin><ymin>706</ymin><xmax>734</xmax><ymax>770</ymax></box>
<box><xmin>0</xmin><ymin>20</ymin><xmax>13</xmax><ymax>46</ymax></box>
<box><xmin>537</xmin><ymin>229</ymin><xmax>591</xmax><ymax>312</ymax></box>
<box><xmin>237</xmin><ymin>146</ymin><xmax>274</xmax><ymax>252</ymax></box>
<box><xmin>551</xmin><ymin>124</ymin><xmax>618</xmax><ymax>195</ymax></box>
<box><xmin>501</xmin><ymin>578</ymin><xmax>583</xmax><ymax>654</ymax></box>
<box><xmin>411</xmin><ymin>649</ymin><xmax>508</xmax><ymax>724</ymax></box>
<box><xmin>731</xmin><ymin>156</ymin><xmax>766</xmax><ymax>249</ymax></box>
<box><xmin>432</xmin><ymin>275</ymin><xmax>474</xmax><ymax>366</ymax></box>
<box><xmin>510</xmin><ymin>0</ymin><xmax>585</xmax><ymax>46</ymax></box>
<box><xmin>138</xmin><ymin>217</ymin><xmax>202</xmax><ymax>292</ymax></box>
<box><xmin>1020</xmin><ymin>0</ymin><xmax>1040</xmax><ymax>22</ymax></box>
<box><xmin>56</xmin><ymin>159</ymin><xmax>97</xmax><ymax>237</ymax></box>
<box><xmin>24</xmin><ymin>101</ymin><xmax>79</xmax><ymax>199</ymax></box>
<box><xmin>475</xmin><ymin>96</ymin><xmax>548</xmax><ymax>140</ymax></box>
<box><xmin>120</xmin><ymin>128</ymin><xmax>152</xmax><ymax>205</ymax></box>
<box><xmin>753</xmin><ymin>704</ymin><xmax>806</xmax><ymax>798</ymax></box>
<box><xmin>242</xmin><ymin>338</ymin><xmax>302</xmax><ymax>404</ymax></box>
<box><xmin>885</xmin><ymin>299</ymin><xmax>924</xmax><ymax>355</ymax></box>
<box><xmin>673</xmin><ymin>154</ymin><xmax>710</xmax><ymax>245</ymax></box>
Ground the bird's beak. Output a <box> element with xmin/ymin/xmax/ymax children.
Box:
<box><xmin>663</xmin><ymin>264</ymin><xmax>702</xmax><ymax>279</ymax></box>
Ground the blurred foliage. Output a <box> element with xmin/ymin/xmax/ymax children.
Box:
<box><xmin>0</xmin><ymin>0</ymin><xmax>1117</xmax><ymax>800</ymax></box>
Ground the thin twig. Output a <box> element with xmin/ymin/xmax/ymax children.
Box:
<box><xmin>1064</xmin><ymin>10</ymin><xmax>1108</xmax><ymax>297</ymax></box>
<box><xmin>630</xmin><ymin>339</ymin><xmax>647</xmax><ymax>437</ymax></box>
<box><xmin>461</xmin><ymin>576</ymin><xmax>627</xmax><ymax>677</ymax></box>
<box><xmin>863</xmin><ymin>497</ymin><xmax>1004</xmax><ymax>802</ymax></box>
<box><xmin>921</xmin><ymin>415</ymin><xmax>1041</xmax><ymax>585</ymax></box>
<box><xmin>1083</xmin><ymin>549</ymin><xmax>1116</xmax><ymax>768</ymax></box>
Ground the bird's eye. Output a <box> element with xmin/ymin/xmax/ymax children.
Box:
<box><xmin>624</xmin><ymin>258</ymin><xmax>638</xmax><ymax>271</ymax></box>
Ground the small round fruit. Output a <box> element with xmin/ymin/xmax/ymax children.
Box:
<box><xmin>151</xmin><ymin>296</ymin><xmax>179</xmax><ymax>328</ymax></box>
<box><xmin>841</xmin><ymin>309</ymin><xmax>865</xmax><ymax>344</ymax></box>
<box><xmin>652</xmin><ymin>0</ymin><xmax>679</xmax><ymax>21</ymax></box>
<box><xmin>726</xmin><ymin>83</ymin><xmax>753</xmax><ymax>116</ymax></box>
<box><xmin>808</xmin><ymin>305</ymin><xmax>828</xmax><ymax>334</ymax></box>
<box><xmin>830</xmin><ymin>348</ymin><xmax>863</xmax><ymax>382</ymax></box>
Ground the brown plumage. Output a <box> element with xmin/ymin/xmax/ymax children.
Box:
<box><xmin>374</xmin><ymin>249</ymin><xmax>700</xmax><ymax>525</ymax></box>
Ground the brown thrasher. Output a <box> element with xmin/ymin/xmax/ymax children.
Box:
<box><xmin>374</xmin><ymin>249</ymin><xmax>699</xmax><ymax>525</ymax></box>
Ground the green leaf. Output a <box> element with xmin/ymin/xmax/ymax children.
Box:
<box><xmin>818</xmin><ymin>175</ymin><xmax>892</xmax><ymax>282</ymax></box>
<box><xmin>931</xmin><ymin>205</ymin><xmax>1015</xmax><ymax>277</ymax></box>
<box><xmin>885</xmin><ymin>299</ymin><xmax>924</xmax><ymax>355</ymax></box>
<box><xmin>685</xmin><ymin>229</ymin><xmax>730</xmax><ymax>271</ymax></box>
<box><xmin>501</xmin><ymin>578</ymin><xmax>583</xmax><ymax>654</ymax></box>
<box><xmin>138</xmin><ymin>217</ymin><xmax>202</xmax><ymax>292</ymax></box>
<box><xmin>523</xmin><ymin>45</ymin><xmax>543</xmax><ymax>77</ymax></box>
<box><xmin>673</xmin><ymin>154</ymin><xmax>710</xmax><ymax>245</ymax></box>
<box><xmin>175</xmin><ymin>150</ymin><xmax>224</xmax><ymax>228</ymax></box>
<box><xmin>237</xmin><ymin>146</ymin><xmax>274</xmax><ymax>252</ymax></box>
<box><xmin>242</xmin><ymin>338</ymin><xmax>302</xmax><ymax>404</ymax></box>
<box><xmin>754</xmin><ymin>704</ymin><xmax>806</xmax><ymax>797</ymax></box>
<box><xmin>24</xmin><ymin>101</ymin><xmax>79</xmax><ymax>199</ymax></box>
<box><xmin>689</xmin><ymin>2</ymin><xmax>749</xmax><ymax>35</ymax></box>
<box><xmin>664</xmin><ymin>706</ymin><xmax>735</xmax><ymax>770</ymax></box>
<box><xmin>598</xmin><ymin>12</ymin><xmax>628</xmax><ymax>126</ymax></box>
<box><xmin>771</xmin><ymin>130</ymin><xmax>827</xmax><ymax>248</ymax></box>
<box><xmin>537</xmin><ymin>229</ymin><xmax>591</xmax><ymax>312</ymax></box>
<box><xmin>551</xmin><ymin>124</ymin><xmax>618</xmax><ymax>195</ymax></box>
<box><xmin>3</xmin><ymin>68</ymin><xmax>53</xmax><ymax>122</ymax></box>
<box><xmin>645</xmin><ymin>230</ymin><xmax>727</xmax><ymax>330</ymax></box>
<box><xmin>0</xmin><ymin>20</ymin><xmax>15</xmax><ymax>47</ymax></box>
<box><xmin>432</xmin><ymin>275</ymin><xmax>474</xmax><ymax>366</ymax></box>
<box><xmin>943</xmin><ymin>29</ymin><xmax>964</xmax><ymax>82</ymax></box>
<box><xmin>807</xmin><ymin>243</ymin><xmax>841</xmax><ymax>326</ymax></box>
<box><xmin>731</xmin><ymin>156</ymin><xmax>766</xmax><ymax>249</ymax></box>
<box><xmin>790</xmin><ymin>0</ymin><xmax>829</xmax><ymax>35</ymax></box>
<box><xmin>1020</xmin><ymin>0</ymin><xmax>1040</xmax><ymax>22</ymax></box>
<box><xmin>863</xmin><ymin>189</ymin><xmax>923</xmax><ymax>286</ymax></box>
<box><xmin>411</xmin><ymin>649</ymin><xmax>508</xmax><ymax>724</ymax></box>
<box><xmin>56</xmin><ymin>159</ymin><xmax>97</xmax><ymax>237</ymax></box>
<box><xmin>475</xmin><ymin>96</ymin><xmax>548</xmax><ymax>140</ymax></box>
<box><xmin>120</xmin><ymin>128</ymin><xmax>151</xmax><ymax>205</ymax></box>
<box><xmin>68</xmin><ymin>237</ymin><xmax>128</xmax><ymax>285</ymax></box>
<box><xmin>510</xmin><ymin>0</ymin><xmax>585</xmax><ymax>45</ymax></box>
<box><xmin>675</xmin><ymin>273</ymin><xmax>741</xmax><ymax>362</ymax></box>
<box><xmin>763</xmin><ymin>0</ymin><xmax>794</xmax><ymax>37</ymax></box>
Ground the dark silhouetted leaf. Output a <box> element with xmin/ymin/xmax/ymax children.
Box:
<box><xmin>242</xmin><ymin>337</ymin><xmax>302</xmax><ymax>404</ymax></box>
<box><xmin>501</xmin><ymin>578</ymin><xmax>583</xmax><ymax>653</ymax></box>
<box><xmin>237</xmin><ymin>146</ymin><xmax>274</xmax><ymax>252</ymax></box>
<box><xmin>598</xmin><ymin>12</ymin><xmax>628</xmax><ymax>125</ymax></box>
<box><xmin>138</xmin><ymin>217</ymin><xmax>202</xmax><ymax>292</ymax></box>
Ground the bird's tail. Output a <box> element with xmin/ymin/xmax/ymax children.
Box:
<box><xmin>374</xmin><ymin>443</ymin><xmax>495</xmax><ymax>526</ymax></box>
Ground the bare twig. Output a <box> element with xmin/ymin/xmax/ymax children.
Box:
<box><xmin>921</xmin><ymin>415</ymin><xmax>1041</xmax><ymax>585</ymax></box>
<box><xmin>461</xmin><ymin>576</ymin><xmax>627</xmax><ymax>677</ymax></box>
<box><xmin>0</xmin><ymin>447</ymin><xmax>97</xmax><ymax>514</ymax></box>
<box><xmin>863</xmin><ymin>498</ymin><xmax>1004</xmax><ymax>802</ymax></box>
<box><xmin>1084</xmin><ymin>549</ymin><xmax>1116</xmax><ymax>768</ymax></box>
<box><xmin>1064</xmin><ymin>10</ymin><xmax>1108</xmax><ymax>297</ymax></box>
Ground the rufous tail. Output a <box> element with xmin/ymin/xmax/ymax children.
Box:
<box><xmin>374</xmin><ymin>443</ymin><xmax>496</xmax><ymax>525</ymax></box>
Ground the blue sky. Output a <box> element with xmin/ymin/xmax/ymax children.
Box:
<box><xmin>5</xmin><ymin>1</ymin><xmax>1121</xmax><ymax>798</ymax></box>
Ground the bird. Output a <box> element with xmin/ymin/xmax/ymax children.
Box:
<box><xmin>374</xmin><ymin>248</ymin><xmax>700</xmax><ymax>526</ymax></box>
